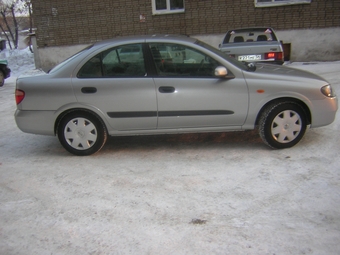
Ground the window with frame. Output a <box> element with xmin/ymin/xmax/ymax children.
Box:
<box><xmin>152</xmin><ymin>0</ymin><xmax>185</xmax><ymax>15</ymax></box>
<box><xmin>255</xmin><ymin>0</ymin><xmax>311</xmax><ymax>8</ymax></box>
<box><xmin>149</xmin><ymin>43</ymin><xmax>221</xmax><ymax>77</ymax></box>
<box><xmin>77</xmin><ymin>44</ymin><xmax>146</xmax><ymax>78</ymax></box>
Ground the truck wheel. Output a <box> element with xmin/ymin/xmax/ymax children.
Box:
<box><xmin>0</xmin><ymin>71</ymin><xmax>4</xmax><ymax>87</ymax></box>
<box><xmin>259</xmin><ymin>101</ymin><xmax>307</xmax><ymax>149</ymax></box>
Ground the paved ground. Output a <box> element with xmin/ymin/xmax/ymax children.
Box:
<box><xmin>0</xmin><ymin>62</ymin><xmax>339</xmax><ymax>254</ymax></box>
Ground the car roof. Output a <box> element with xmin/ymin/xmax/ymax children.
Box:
<box><xmin>92</xmin><ymin>34</ymin><xmax>197</xmax><ymax>47</ymax></box>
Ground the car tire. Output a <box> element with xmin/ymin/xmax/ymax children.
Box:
<box><xmin>259</xmin><ymin>101</ymin><xmax>307</xmax><ymax>149</ymax></box>
<box><xmin>57</xmin><ymin>111</ymin><xmax>107</xmax><ymax>156</ymax></box>
<box><xmin>0</xmin><ymin>71</ymin><xmax>4</xmax><ymax>87</ymax></box>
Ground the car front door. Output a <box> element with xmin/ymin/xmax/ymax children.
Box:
<box><xmin>148</xmin><ymin>42</ymin><xmax>249</xmax><ymax>129</ymax></box>
<box><xmin>72</xmin><ymin>43</ymin><xmax>157</xmax><ymax>131</ymax></box>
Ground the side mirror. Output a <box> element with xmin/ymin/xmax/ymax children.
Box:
<box><xmin>214</xmin><ymin>66</ymin><xmax>228</xmax><ymax>77</ymax></box>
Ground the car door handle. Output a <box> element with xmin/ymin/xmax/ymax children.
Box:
<box><xmin>159</xmin><ymin>86</ymin><xmax>175</xmax><ymax>93</ymax></box>
<box><xmin>81</xmin><ymin>87</ymin><xmax>97</xmax><ymax>94</ymax></box>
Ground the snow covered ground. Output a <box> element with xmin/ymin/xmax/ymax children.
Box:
<box><xmin>1</xmin><ymin>48</ymin><xmax>36</xmax><ymax>79</ymax></box>
<box><xmin>0</xmin><ymin>49</ymin><xmax>339</xmax><ymax>254</ymax></box>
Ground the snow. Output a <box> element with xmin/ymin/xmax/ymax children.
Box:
<box><xmin>0</xmin><ymin>49</ymin><xmax>340</xmax><ymax>254</ymax></box>
<box><xmin>1</xmin><ymin>48</ymin><xmax>36</xmax><ymax>79</ymax></box>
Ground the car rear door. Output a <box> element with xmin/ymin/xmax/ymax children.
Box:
<box><xmin>72</xmin><ymin>43</ymin><xmax>157</xmax><ymax>131</ymax></box>
<box><xmin>148</xmin><ymin>42</ymin><xmax>249</xmax><ymax>129</ymax></box>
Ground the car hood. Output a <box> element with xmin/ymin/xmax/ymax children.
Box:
<box><xmin>254</xmin><ymin>63</ymin><xmax>327</xmax><ymax>82</ymax></box>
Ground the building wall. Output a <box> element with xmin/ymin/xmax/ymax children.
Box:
<box><xmin>31</xmin><ymin>0</ymin><xmax>340</xmax><ymax>69</ymax></box>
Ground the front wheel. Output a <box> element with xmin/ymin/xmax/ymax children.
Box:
<box><xmin>259</xmin><ymin>102</ymin><xmax>307</xmax><ymax>149</ymax></box>
<box><xmin>57</xmin><ymin>111</ymin><xmax>107</xmax><ymax>156</ymax></box>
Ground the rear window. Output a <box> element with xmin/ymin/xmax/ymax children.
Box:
<box><xmin>222</xmin><ymin>28</ymin><xmax>278</xmax><ymax>44</ymax></box>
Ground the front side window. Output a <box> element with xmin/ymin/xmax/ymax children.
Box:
<box><xmin>152</xmin><ymin>0</ymin><xmax>184</xmax><ymax>15</ymax></box>
<box><xmin>255</xmin><ymin>0</ymin><xmax>311</xmax><ymax>8</ymax></box>
<box><xmin>78</xmin><ymin>44</ymin><xmax>146</xmax><ymax>78</ymax></box>
<box><xmin>149</xmin><ymin>43</ymin><xmax>220</xmax><ymax>77</ymax></box>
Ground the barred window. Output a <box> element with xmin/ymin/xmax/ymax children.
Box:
<box><xmin>255</xmin><ymin>0</ymin><xmax>311</xmax><ymax>8</ymax></box>
<box><xmin>152</xmin><ymin>0</ymin><xmax>185</xmax><ymax>15</ymax></box>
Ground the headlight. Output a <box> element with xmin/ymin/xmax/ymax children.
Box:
<box><xmin>321</xmin><ymin>85</ymin><xmax>336</xmax><ymax>97</ymax></box>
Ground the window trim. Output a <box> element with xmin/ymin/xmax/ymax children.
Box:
<box><xmin>152</xmin><ymin>0</ymin><xmax>185</xmax><ymax>15</ymax></box>
<box><xmin>254</xmin><ymin>0</ymin><xmax>312</xmax><ymax>8</ymax></box>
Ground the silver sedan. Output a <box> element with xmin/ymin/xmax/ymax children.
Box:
<box><xmin>15</xmin><ymin>35</ymin><xmax>338</xmax><ymax>155</ymax></box>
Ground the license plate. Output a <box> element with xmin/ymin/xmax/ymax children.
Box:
<box><xmin>238</xmin><ymin>55</ymin><xmax>261</xmax><ymax>61</ymax></box>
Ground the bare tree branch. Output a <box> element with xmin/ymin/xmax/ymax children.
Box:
<box><xmin>0</xmin><ymin>0</ymin><xmax>33</xmax><ymax>50</ymax></box>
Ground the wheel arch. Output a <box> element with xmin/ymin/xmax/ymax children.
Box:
<box><xmin>255</xmin><ymin>97</ymin><xmax>311</xmax><ymax>127</ymax></box>
<box><xmin>54</xmin><ymin>108</ymin><xmax>108</xmax><ymax>135</ymax></box>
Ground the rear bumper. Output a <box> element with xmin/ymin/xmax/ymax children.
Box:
<box><xmin>15</xmin><ymin>110</ymin><xmax>56</xmax><ymax>136</ymax></box>
<box><xmin>258</xmin><ymin>60</ymin><xmax>284</xmax><ymax>65</ymax></box>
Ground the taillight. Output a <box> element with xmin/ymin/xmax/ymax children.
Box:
<box><xmin>15</xmin><ymin>89</ymin><xmax>25</xmax><ymax>104</ymax></box>
<box><xmin>264</xmin><ymin>52</ymin><xmax>283</xmax><ymax>61</ymax></box>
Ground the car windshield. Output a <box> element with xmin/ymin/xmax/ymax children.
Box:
<box><xmin>195</xmin><ymin>40</ymin><xmax>248</xmax><ymax>71</ymax></box>
<box><xmin>48</xmin><ymin>45</ymin><xmax>93</xmax><ymax>74</ymax></box>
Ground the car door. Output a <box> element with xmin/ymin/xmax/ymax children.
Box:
<box><xmin>148</xmin><ymin>42</ymin><xmax>249</xmax><ymax>129</ymax></box>
<box><xmin>72</xmin><ymin>43</ymin><xmax>157</xmax><ymax>131</ymax></box>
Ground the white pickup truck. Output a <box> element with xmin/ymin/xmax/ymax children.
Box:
<box><xmin>219</xmin><ymin>27</ymin><xmax>284</xmax><ymax>65</ymax></box>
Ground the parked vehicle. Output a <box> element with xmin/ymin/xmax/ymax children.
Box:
<box><xmin>15</xmin><ymin>35</ymin><xmax>337</xmax><ymax>155</ymax></box>
<box><xmin>219</xmin><ymin>27</ymin><xmax>284</xmax><ymax>65</ymax></box>
<box><xmin>0</xmin><ymin>59</ymin><xmax>11</xmax><ymax>87</ymax></box>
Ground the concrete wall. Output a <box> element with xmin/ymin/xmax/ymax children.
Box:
<box><xmin>36</xmin><ymin>43</ymin><xmax>87</xmax><ymax>71</ymax></box>
<box><xmin>277</xmin><ymin>28</ymin><xmax>340</xmax><ymax>62</ymax></box>
<box><xmin>34</xmin><ymin>27</ymin><xmax>340</xmax><ymax>71</ymax></box>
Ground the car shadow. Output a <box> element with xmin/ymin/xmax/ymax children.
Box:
<box><xmin>11</xmin><ymin>130</ymin><xmax>266</xmax><ymax>158</ymax></box>
<box><xmin>102</xmin><ymin>130</ymin><xmax>266</xmax><ymax>153</ymax></box>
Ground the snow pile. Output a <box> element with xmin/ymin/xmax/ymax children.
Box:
<box><xmin>1</xmin><ymin>48</ymin><xmax>35</xmax><ymax>77</ymax></box>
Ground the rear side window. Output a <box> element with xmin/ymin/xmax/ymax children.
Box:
<box><xmin>222</xmin><ymin>28</ymin><xmax>278</xmax><ymax>44</ymax></box>
<box><xmin>77</xmin><ymin>43</ymin><xmax>146</xmax><ymax>78</ymax></box>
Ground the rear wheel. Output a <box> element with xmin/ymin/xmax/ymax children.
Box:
<box><xmin>57</xmin><ymin>111</ymin><xmax>107</xmax><ymax>156</ymax></box>
<box><xmin>259</xmin><ymin>101</ymin><xmax>307</xmax><ymax>149</ymax></box>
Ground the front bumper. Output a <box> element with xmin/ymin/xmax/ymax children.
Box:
<box><xmin>310</xmin><ymin>96</ymin><xmax>338</xmax><ymax>128</ymax></box>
